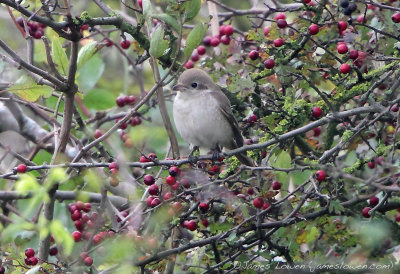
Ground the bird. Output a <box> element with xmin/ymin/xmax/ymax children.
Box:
<box><xmin>172</xmin><ymin>68</ymin><xmax>253</xmax><ymax>166</ymax></box>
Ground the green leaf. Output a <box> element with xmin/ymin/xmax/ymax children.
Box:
<box><xmin>83</xmin><ymin>88</ymin><xmax>117</xmax><ymax>110</ymax></box>
<box><xmin>292</xmin><ymin>170</ymin><xmax>311</xmax><ymax>186</ymax></box>
<box><xmin>45</xmin><ymin>168</ymin><xmax>67</xmax><ymax>190</ymax></box>
<box><xmin>305</xmin><ymin>226</ymin><xmax>319</xmax><ymax>243</ymax></box>
<box><xmin>142</xmin><ymin>0</ymin><xmax>153</xmax><ymax>19</ymax></box>
<box><xmin>180</xmin><ymin>0</ymin><xmax>201</xmax><ymax>22</ymax></box>
<box><xmin>77</xmin><ymin>54</ymin><xmax>105</xmax><ymax>92</ymax></box>
<box><xmin>270</xmin><ymin>151</ymin><xmax>291</xmax><ymax>169</ymax></box>
<box><xmin>329</xmin><ymin>200</ymin><xmax>345</xmax><ymax>214</ymax></box>
<box><xmin>184</xmin><ymin>23</ymin><xmax>207</xmax><ymax>58</ymax></box>
<box><xmin>149</xmin><ymin>25</ymin><xmax>169</xmax><ymax>58</ymax></box>
<box><xmin>77</xmin><ymin>41</ymin><xmax>102</xmax><ymax>69</ymax></box>
<box><xmin>151</xmin><ymin>13</ymin><xmax>181</xmax><ymax>33</ymax></box>
<box><xmin>10</xmin><ymin>75</ymin><xmax>52</xmax><ymax>102</ymax></box>
<box><xmin>50</xmin><ymin>220</ymin><xmax>74</xmax><ymax>255</ymax></box>
<box><xmin>15</xmin><ymin>174</ymin><xmax>41</xmax><ymax>194</ymax></box>
<box><xmin>52</xmin><ymin>37</ymin><xmax>69</xmax><ymax>75</ymax></box>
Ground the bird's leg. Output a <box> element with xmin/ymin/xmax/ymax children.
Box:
<box><xmin>211</xmin><ymin>145</ymin><xmax>222</xmax><ymax>164</ymax></box>
<box><xmin>188</xmin><ymin>145</ymin><xmax>199</xmax><ymax>164</ymax></box>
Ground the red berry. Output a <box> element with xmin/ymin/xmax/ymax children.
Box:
<box><xmin>357</xmin><ymin>15</ymin><xmax>366</xmax><ymax>23</ymax></box>
<box><xmin>395</xmin><ymin>214</ymin><xmax>400</xmax><ymax>222</ymax></box>
<box><xmin>116</xmin><ymin>96</ymin><xmax>125</xmax><ymax>107</ymax></box>
<box><xmin>272</xmin><ymin>181</ymin><xmax>281</xmax><ymax>190</ymax></box>
<box><xmin>309</xmin><ymin>24</ymin><xmax>319</xmax><ymax>35</ymax></box>
<box><xmin>312</xmin><ymin>106</ymin><xmax>323</xmax><ymax>118</ymax></box>
<box><xmin>180</xmin><ymin>178</ymin><xmax>191</xmax><ymax>188</ymax></box>
<box><xmin>276</xmin><ymin>19</ymin><xmax>287</xmax><ymax>28</ymax></box>
<box><xmin>391</xmin><ymin>104</ymin><xmax>399</xmax><ymax>112</ymax></box>
<box><xmin>369</xmin><ymin>196</ymin><xmax>379</xmax><ymax>207</ymax></box>
<box><xmin>80</xmin><ymin>252</ymin><xmax>88</xmax><ymax>260</ymax></box>
<box><xmin>25</xmin><ymin>248</ymin><xmax>35</xmax><ymax>258</ymax></box>
<box><xmin>275</xmin><ymin>13</ymin><xmax>286</xmax><ymax>20</ymax></box>
<box><xmin>75</xmin><ymin>219</ymin><xmax>85</xmax><ymax>231</ymax></box>
<box><xmin>249</xmin><ymin>50</ymin><xmax>259</xmax><ymax>60</ymax></box>
<box><xmin>203</xmin><ymin>36</ymin><xmax>212</xmax><ymax>46</ymax></box>
<box><xmin>140</xmin><ymin>156</ymin><xmax>150</xmax><ymax>163</ymax></box>
<box><xmin>71</xmin><ymin>210</ymin><xmax>82</xmax><ymax>221</ymax></box>
<box><xmin>247</xmin><ymin>187</ymin><xmax>255</xmax><ymax>195</ymax></box>
<box><xmin>166</xmin><ymin>175</ymin><xmax>176</xmax><ymax>185</ymax></box>
<box><xmin>72</xmin><ymin>231</ymin><xmax>82</xmax><ymax>242</ymax></box>
<box><xmin>76</xmin><ymin>201</ymin><xmax>85</xmax><ymax>210</ymax></box>
<box><xmin>264</xmin><ymin>58</ymin><xmax>275</xmax><ymax>69</ymax></box>
<box><xmin>338</xmin><ymin>21</ymin><xmax>347</xmax><ymax>31</ymax></box>
<box><xmin>262</xmin><ymin>202</ymin><xmax>271</xmax><ymax>210</ymax></box>
<box><xmin>144</xmin><ymin>174</ymin><xmax>155</xmax><ymax>185</ymax></box>
<box><xmin>147</xmin><ymin>153</ymin><xmax>157</xmax><ymax>161</ymax></box>
<box><xmin>93</xmin><ymin>234</ymin><xmax>102</xmax><ymax>245</ymax></box>
<box><xmin>220</xmin><ymin>35</ymin><xmax>230</xmax><ymax>45</ymax></box>
<box><xmin>219</xmin><ymin>25</ymin><xmax>226</xmax><ymax>36</ymax></box>
<box><xmin>362</xmin><ymin>207</ymin><xmax>371</xmax><ymax>218</ymax></box>
<box><xmin>349</xmin><ymin>50</ymin><xmax>358</xmax><ymax>60</ymax></box>
<box><xmin>168</xmin><ymin>166</ymin><xmax>180</xmax><ymax>177</ymax></box>
<box><xmin>27</xmin><ymin>257</ymin><xmax>38</xmax><ymax>266</ymax></box>
<box><xmin>184</xmin><ymin>60</ymin><xmax>194</xmax><ymax>69</ymax></box>
<box><xmin>148</xmin><ymin>184</ymin><xmax>159</xmax><ymax>195</ymax></box>
<box><xmin>130</xmin><ymin>116</ymin><xmax>142</xmax><ymax>126</ymax></box>
<box><xmin>367</xmin><ymin>161</ymin><xmax>375</xmax><ymax>169</ymax></box>
<box><xmin>17</xmin><ymin>164</ymin><xmax>27</xmax><ymax>173</ymax></box>
<box><xmin>313</xmin><ymin>127</ymin><xmax>322</xmax><ymax>137</ymax></box>
<box><xmin>172</xmin><ymin>201</ymin><xmax>182</xmax><ymax>212</ymax></box>
<box><xmin>253</xmin><ymin>197</ymin><xmax>264</xmax><ymax>208</ymax></box>
<box><xmin>80</xmin><ymin>24</ymin><xmax>88</xmax><ymax>31</ymax></box>
<box><xmin>315</xmin><ymin>170</ymin><xmax>326</xmax><ymax>182</ymax></box>
<box><xmin>84</xmin><ymin>256</ymin><xmax>93</xmax><ymax>266</ymax></box>
<box><xmin>150</xmin><ymin>197</ymin><xmax>161</xmax><ymax>207</ymax></box>
<box><xmin>201</xmin><ymin>219</ymin><xmax>209</xmax><ymax>227</ymax></box>
<box><xmin>197</xmin><ymin>45</ymin><xmax>206</xmax><ymax>55</ymax></box>
<box><xmin>146</xmin><ymin>196</ymin><xmax>155</xmax><ymax>206</ymax></box>
<box><xmin>138</xmin><ymin>0</ymin><xmax>143</xmax><ymax>8</ymax></box>
<box><xmin>49</xmin><ymin>245</ymin><xmax>58</xmax><ymax>256</ymax></box>
<box><xmin>68</xmin><ymin>203</ymin><xmax>77</xmax><ymax>213</ymax></box>
<box><xmin>186</xmin><ymin>220</ymin><xmax>198</xmax><ymax>231</ymax></box>
<box><xmin>199</xmin><ymin>202</ymin><xmax>209</xmax><ymax>212</ymax></box>
<box><xmin>303</xmin><ymin>0</ymin><xmax>311</xmax><ymax>3</ymax></box>
<box><xmin>126</xmin><ymin>95</ymin><xmax>136</xmax><ymax>105</ymax></box>
<box><xmin>109</xmin><ymin>162</ymin><xmax>118</xmax><ymax>170</ymax></box>
<box><xmin>273</xmin><ymin>38</ymin><xmax>284</xmax><ymax>47</ymax></box>
<box><xmin>120</xmin><ymin>40</ymin><xmax>130</xmax><ymax>49</ymax></box>
<box><xmin>105</xmin><ymin>38</ymin><xmax>113</xmax><ymax>47</ymax></box>
<box><xmin>33</xmin><ymin>29</ymin><xmax>44</xmax><ymax>39</ymax></box>
<box><xmin>337</xmin><ymin>43</ymin><xmax>348</xmax><ymax>54</ymax></box>
<box><xmin>163</xmin><ymin>192</ymin><xmax>173</xmax><ymax>200</ymax></box>
<box><xmin>263</xmin><ymin>26</ymin><xmax>270</xmax><ymax>36</ymax></box>
<box><xmin>224</xmin><ymin>25</ymin><xmax>234</xmax><ymax>36</ymax></box>
<box><xmin>392</xmin><ymin>13</ymin><xmax>400</xmax><ymax>23</ymax></box>
<box><xmin>340</xmin><ymin>63</ymin><xmax>350</xmax><ymax>74</ymax></box>
<box><xmin>191</xmin><ymin>50</ymin><xmax>199</xmax><ymax>62</ymax></box>
<box><xmin>210</xmin><ymin>37</ymin><xmax>220</xmax><ymax>47</ymax></box>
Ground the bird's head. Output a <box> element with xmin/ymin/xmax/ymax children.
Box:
<box><xmin>173</xmin><ymin>68</ymin><xmax>216</xmax><ymax>94</ymax></box>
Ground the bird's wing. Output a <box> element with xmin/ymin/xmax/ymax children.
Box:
<box><xmin>209</xmin><ymin>89</ymin><xmax>244</xmax><ymax>148</ymax></box>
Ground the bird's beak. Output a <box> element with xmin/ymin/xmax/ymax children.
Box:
<box><xmin>173</xmin><ymin>84</ymin><xmax>185</xmax><ymax>91</ymax></box>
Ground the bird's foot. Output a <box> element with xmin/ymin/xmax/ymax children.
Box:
<box><xmin>188</xmin><ymin>146</ymin><xmax>200</xmax><ymax>164</ymax></box>
<box><xmin>211</xmin><ymin>148</ymin><xmax>222</xmax><ymax>164</ymax></box>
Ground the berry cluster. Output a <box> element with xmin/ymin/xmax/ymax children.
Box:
<box><xmin>24</xmin><ymin>248</ymin><xmax>38</xmax><ymax>266</ymax></box>
<box><xmin>17</xmin><ymin>18</ymin><xmax>46</xmax><ymax>39</ymax></box>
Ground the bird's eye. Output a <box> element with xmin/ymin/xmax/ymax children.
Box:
<box><xmin>191</xmin><ymin>82</ymin><xmax>198</xmax><ymax>88</ymax></box>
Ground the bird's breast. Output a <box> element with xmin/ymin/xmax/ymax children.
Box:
<box><xmin>173</xmin><ymin>92</ymin><xmax>233</xmax><ymax>149</ymax></box>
